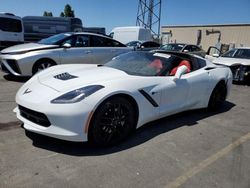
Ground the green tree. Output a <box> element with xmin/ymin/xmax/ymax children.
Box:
<box><xmin>47</xmin><ymin>12</ymin><xmax>53</xmax><ymax>17</ymax></box>
<box><xmin>43</xmin><ymin>11</ymin><xmax>48</xmax><ymax>16</ymax></box>
<box><xmin>64</xmin><ymin>4</ymin><xmax>75</xmax><ymax>17</ymax></box>
<box><xmin>60</xmin><ymin>12</ymin><xmax>65</xmax><ymax>17</ymax></box>
<box><xmin>43</xmin><ymin>11</ymin><xmax>53</xmax><ymax>17</ymax></box>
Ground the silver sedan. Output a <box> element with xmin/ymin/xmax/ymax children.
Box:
<box><xmin>0</xmin><ymin>32</ymin><xmax>131</xmax><ymax>76</ymax></box>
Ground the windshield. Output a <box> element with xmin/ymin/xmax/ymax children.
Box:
<box><xmin>126</xmin><ymin>41</ymin><xmax>141</xmax><ymax>47</ymax></box>
<box><xmin>160</xmin><ymin>44</ymin><xmax>185</xmax><ymax>51</ymax></box>
<box><xmin>105</xmin><ymin>51</ymin><xmax>182</xmax><ymax>76</ymax></box>
<box><xmin>221</xmin><ymin>48</ymin><xmax>250</xmax><ymax>59</ymax></box>
<box><xmin>38</xmin><ymin>33</ymin><xmax>71</xmax><ymax>45</ymax></box>
<box><xmin>0</xmin><ymin>17</ymin><xmax>22</xmax><ymax>32</ymax></box>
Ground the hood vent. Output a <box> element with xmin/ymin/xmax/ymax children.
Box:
<box><xmin>54</xmin><ymin>72</ymin><xmax>78</xmax><ymax>81</ymax></box>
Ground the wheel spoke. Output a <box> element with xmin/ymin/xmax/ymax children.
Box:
<box><xmin>92</xmin><ymin>98</ymin><xmax>135</xmax><ymax>145</ymax></box>
<box><xmin>103</xmin><ymin>127</ymin><xmax>115</xmax><ymax>142</ymax></box>
<box><xmin>115</xmin><ymin>125</ymin><xmax>124</xmax><ymax>137</ymax></box>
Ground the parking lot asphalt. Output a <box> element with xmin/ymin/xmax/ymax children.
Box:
<box><xmin>0</xmin><ymin>71</ymin><xmax>249</xmax><ymax>188</ymax></box>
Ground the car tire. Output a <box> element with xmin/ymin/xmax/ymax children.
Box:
<box><xmin>89</xmin><ymin>96</ymin><xmax>136</xmax><ymax>146</ymax></box>
<box><xmin>32</xmin><ymin>59</ymin><xmax>56</xmax><ymax>75</ymax></box>
<box><xmin>208</xmin><ymin>82</ymin><xmax>227</xmax><ymax>110</ymax></box>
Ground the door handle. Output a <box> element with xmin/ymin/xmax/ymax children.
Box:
<box><xmin>151</xmin><ymin>91</ymin><xmax>158</xmax><ymax>95</ymax></box>
<box><xmin>111</xmin><ymin>49</ymin><xmax>117</xmax><ymax>52</ymax></box>
<box><xmin>85</xmin><ymin>50</ymin><xmax>92</xmax><ymax>54</ymax></box>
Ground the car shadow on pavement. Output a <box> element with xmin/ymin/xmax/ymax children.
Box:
<box><xmin>27</xmin><ymin>101</ymin><xmax>235</xmax><ymax>156</ymax></box>
<box><xmin>3</xmin><ymin>74</ymin><xmax>30</xmax><ymax>83</ymax></box>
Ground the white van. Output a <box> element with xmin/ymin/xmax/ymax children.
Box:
<box><xmin>110</xmin><ymin>26</ymin><xmax>152</xmax><ymax>45</ymax></box>
<box><xmin>0</xmin><ymin>13</ymin><xmax>24</xmax><ymax>50</ymax></box>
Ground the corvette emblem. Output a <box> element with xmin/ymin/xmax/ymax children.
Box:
<box><xmin>23</xmin><ymin>88</ymin><xmax>32</xmax><ymax>95</ymax></box>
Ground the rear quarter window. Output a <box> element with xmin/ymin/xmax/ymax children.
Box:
<box><xmin>91</xmin><ymin>36</ymin><xmax>125</xmax><ymax>47</ymax></box>
<box><xmin>197</xmin><ymin>58</ymin><xmax>207</xmax><ymax>69</ymax></box>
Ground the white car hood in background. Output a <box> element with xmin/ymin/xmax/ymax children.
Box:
<box><xmin>213</xmin><ymin>57</ymin><xmax>250</xmax><ymax>66</ymax></box>
<box><xmin>1</xmin><ymin>43</ymin><xmax>59</xmax><ymax>53</ymax></box>
<box><xmin>38</xmin><ymin>65</ymin><xmax>128</xmax><ymax>92</ymax></box>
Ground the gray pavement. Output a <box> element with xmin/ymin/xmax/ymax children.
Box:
<box><xmin>0</xmin><ymin>71</ymin><xmax>249</xmax><ymax>188</ymax></box>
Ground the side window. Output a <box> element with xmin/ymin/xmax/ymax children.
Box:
<box><xmin>91</xmin><ymin>36</ymin><xmax>109</xmax><ymax>47</ymax></box>
<box><xmin>75</xmin><ymin>35</ymin><xmax>90</xmax><ymax>47</ymax></box>
<box><xmin>151</xmin><ymin>42</ymin><xmax>160</xmax><ymax>47</ymax></box>
<box><xmin>196</xmin><ymin>58</ymin><xmax>206</xmax><ymax>69</ymax></box>
<box><xmin>109</xmin><ymin>39</ymin><xmax>126</xmax><ymax>47</ymax></box>
<box><xmin>183</xmin><ymin>45</ymin><xmax>192</xmax><ymax>52</ymax></box>
<box><xmin>191</xmin><ymin>45</ymin><xmax>201</xmax><ymax>52</ymax></box>
<box><xmin>91</xmin><ymin>36</ymin><xmax>125</xmax><ymax>47</ymax></box>
<box><xmin>62</xmin><ymin>36</ymin><xmax>76</xmax><ymax>46</ymax></box>
<box><xmin>141</xmin><ymin>42</ymin><xmax>151</xmax><ymax>48</ymax></box>
<box><xmin>141</xmin><ymin>42</ymin><xmax>159</xmax><ymax>48</ymax></box>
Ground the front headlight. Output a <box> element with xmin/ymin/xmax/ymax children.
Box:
<box><xmin>51</xmin><ymin>85</ymin><xmax>104</xmax><ymax>104</ymax></box>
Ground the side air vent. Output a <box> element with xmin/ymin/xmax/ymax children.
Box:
<box><xmin>54</xmin><ymin>72</ymin><xmax>78</xmax><ymax>81</ymax></box>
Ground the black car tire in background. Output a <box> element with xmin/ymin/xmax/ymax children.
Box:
<box><xmin>32</xmin><ymin>59</ymin><xmax>56</xmax><ymax>75</ymax></box>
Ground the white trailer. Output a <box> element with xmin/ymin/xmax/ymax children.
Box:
<box><xmin>110</xmin><ymin>26</ymin><xmax>152</xmax><ymax>44</ymax></box>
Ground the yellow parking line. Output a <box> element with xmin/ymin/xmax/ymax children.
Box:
<box><xmin>165</xmin><ymin>132</ymin><xmax>250</xmax><ymax>188</ymax></box>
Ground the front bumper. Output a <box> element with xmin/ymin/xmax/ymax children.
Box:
<box><xmin>0</xmin><ymin>52</ymin><xmax>38</xmax><ymax>76</ymax></box>
<box><xmin>230</xmin><ymin>65</ymin><xmax>250</xmax><ymax>82</ymax></box>
<box><xmin>1</xmin><ymin>59</ymin><xmax>22</xmax><ymax>76</ymax></box>
<box><xmin>15</xmin><ymin>100</ymin><xmax>93</xmax><ymax>142</ymax></box>
<box><xmin>14</xmin><ymin>70</ymin><xmax>105</xmax><ymax>142</ymax></box>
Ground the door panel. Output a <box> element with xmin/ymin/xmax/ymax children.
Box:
<box><xmin>152</xmin><ymin>77</ymin><xmax>189</xmax><ymax>116</ymax></box>
<box><xmin>91</xmin><ymin>47</ymin><xmax>115</xmax><ymax>64</ymax></box>
<box><xmin>111</xmin><ymin>47</ymin><xmax>131</xmax><ymax>59</ymax></box>
<box><xmin>60</xmin><ymin>35</ymin><xmax>93</xmax><ymax>65</ymax></box>
<box><xmin>182</xmin><ymin>69</ymin><xmax>211</xmax><ymax>109</ymax></box>
<box><xmin>60</xmin><ymin>47</ymin><xmax>93</xmax><ymax>64</ymax></box>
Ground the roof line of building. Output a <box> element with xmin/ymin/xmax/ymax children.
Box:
<box><xmin>162</xmin><ymin>23</ymin><xmax>250</xmax><ymax>28</ymax></box>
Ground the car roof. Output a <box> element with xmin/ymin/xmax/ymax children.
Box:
<box><xmin>151</xmin><ymin>50</ymin><xmax>200</xmax><ymax>59</ymax></box>
<box><xmin>65</xmin><ymin>32</ymin><xmax>112</xmax><ymax>39</ymax></box>
<box><xmin>164</xmin><ymin>43</ymin><xmax>201</xmax><ymax>47</ymax></box>
<box><xmin>235</xmin><ymin>47</ymin><xmax>250</xmax><ymax>49</ymax></box>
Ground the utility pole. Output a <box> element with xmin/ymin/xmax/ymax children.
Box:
<box><xmin>136</xmin><ymin>0</ymin><xmax>162</xmax><ymax>37</ymax></box>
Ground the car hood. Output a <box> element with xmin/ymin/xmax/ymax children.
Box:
<box><xmin>37</xmin><ymin>64</ymin><xmax>129</xmax><ymax>92</ymax></box>
<box><xmin>1</xmin><ymin>43</ymin><xmax>59</xmax><ymax>54</ymax></box>
<box><xmin>213</xmin><ymin>57</ymin><xmax>250</xmax><ymax>66</ymax></box>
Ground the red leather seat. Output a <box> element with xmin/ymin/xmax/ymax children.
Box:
<box><xmin>170</xmin><ymin>60</ymin><xmax>191</xmax><ymax>76</ymax></box>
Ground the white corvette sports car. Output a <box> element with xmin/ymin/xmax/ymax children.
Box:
<box><xmin>15</xmin><ymin>51</ymin><xmax>232</xmax><ymax>145</ymax></box>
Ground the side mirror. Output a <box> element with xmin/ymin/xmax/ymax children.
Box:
<box><xmin>63</xmin><ymin>43</ymin><xmax>71</xmax><ymax>48</ymax></box>
<box><xmin>207</xmin><ymin>46</ymin><xmax>221</xmax><ymax>56</ymax></box>
<box><xmin>212</xmin><ymin>53</ymin><xmax>219</xmax><ymax>58</ymax></box>
<box><xmin>183</xmin><ymin>49</ymin><xmax>189</xmax><ymax>53</ymax></box>
<box><xmin>134</xmin><ymin>44</ymin><xmax>142</xmax><ymax>50</ymax></box>
<box><xmin>173</xmin><ymin>65</ymin><xmax>188</xmax><ymax>81</ymax></box>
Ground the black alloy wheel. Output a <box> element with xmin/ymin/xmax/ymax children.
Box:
<box><xmin>208</xmin><ymin>82</ymin><xmax>227</xmax><ymax>110</ymax></box>
<box><xmin>89</xmin><ymin>97</ymin><xmax>136</xmax><ymax>146</ymax></box>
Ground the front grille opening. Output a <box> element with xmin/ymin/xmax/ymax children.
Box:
<box><xmin>1</xmin><ymin>62</ymin><xmax>11</xmax><ymax>73</ymax></box>
<box><xmin>19</xmin><ymin>105</ymin><xmax>51</xmax><ymax>127</ymax></box>
<box><xmin>6</xmin><ymin>59</ymin><xmax>21</xmax><ymax>74</ymax></box>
